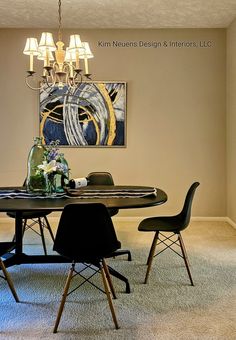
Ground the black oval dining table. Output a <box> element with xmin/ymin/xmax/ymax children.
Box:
<box><xmin>0</xmin><ymin>185</ymin><xmax>167</xmax><ymax>293</ymax></box>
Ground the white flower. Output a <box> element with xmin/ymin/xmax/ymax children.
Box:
<box><xmin>37</xmin><ymin>160</ymin><xmax>57</xmax><ymax>174</ymax></box>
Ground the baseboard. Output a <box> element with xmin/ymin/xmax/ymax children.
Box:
<box><xmin>225</xmin><ymin>217</ymin><xmax>236</xmax><ymax>229</ymax></box>
<box><xmin>0</xmin><ymin>214</ymin><xmax>235</xmax><ymax>227</ymax></box>
<box><xmin>191</xmin><ymin>216</ymin><xmax>228</xmax><ymax>222</ymax></box>
<box><xmin>113</xmin><ymin>217</ymin><xmax>236</xmax><ymax>226</ymax></box>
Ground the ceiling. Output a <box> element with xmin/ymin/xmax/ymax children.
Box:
<box><xmin>0</xmin><ymin>0</ymin><xmax>236</xmax><ymax>29</ymax></box>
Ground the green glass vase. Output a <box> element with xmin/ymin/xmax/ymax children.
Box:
<box><xmin>26</xmin><ymin>137</ymin><xmax>47</xmax><ymax>194</ymax></box>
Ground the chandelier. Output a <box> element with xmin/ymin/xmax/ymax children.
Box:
<box><xmin>23</xmin><ymin>0</ymin><xmax>94</xmax><ymax>90</ymax></box>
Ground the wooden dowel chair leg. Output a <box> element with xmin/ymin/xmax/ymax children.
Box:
<box><xmin>102</xmin><ymin>259</ymin><xmax>117</xmax><ymax>299</ymax></box>
<box><xmin>53</xmin><ymin>263</ymin><xmax>74</xmax><ymax>333</ymax></box>
<box><xmin>146</xmin><ymin>232</ymin><xmax>159</xmax><ymax>265</ymax></box>
<box><xmin>178</xmin><ymin>233</ymin><xmax>194</xmax><ymax>286</ymax></box>
<box><xmin>101</xmin><ymin>260</ymin><xmax>119</xmax><ymax>330</ymax></box>
<box><xmin>144</xmin><ymin>232</ymin><xmax>159</xmax><ymax>284</ymax></box>
<box><xmin>0</xmin><ymin>259</ymin><xmax>19</xmax><ymax>302</ymax></box>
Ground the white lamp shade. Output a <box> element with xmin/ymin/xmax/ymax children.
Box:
<box><xmin>68</xmin><ymin>34</ymin><xmax>83</xmax><ymax>51</ymax></box>
<box><xmin>65</xmin><ymin>46</ymin><xmax>86</xmax><ymax>62</ymax></box>
<box><xmin>79</xmin><ymin>42</ymin><xmax>94</xmax><ymax>59</ymax></box>
<box><xmin>37</xmin><ymin>50</ymin><xmax>54</xmax><ymax>61</ymax></box>
<box><xmin>65</xmin><ymin>48</ymin><xmax>76</xmax><ymax>62</ymax></box>
<box><xmin>23</xmin><ymin>38</ymin><xmax>39</xmax><ymax>55</ymax></box>
<box><xmin>38</xmin><ymin>32</ymin><xmax>56</xmax><ymax>51</ymax></box>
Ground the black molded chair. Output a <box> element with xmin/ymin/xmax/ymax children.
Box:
<box><xmin>0</xmin><ymin>242</ymin><xmax>19</xmax><ymax>302</ymax></box>
<box><xmin>7</xmin><ymin>182</ymin><xmax>54</xmax><ymax>255</ymax></box>
<box><xmin>138</xmin><ymin>182</ymin><xmax>200</xmax><ymax>285</ymax></box>
<box><xmin>53</xmin><ymin>203</ymin><xmax>121</xmax><ymax>333</ymax></box>
<box><xmin>87</xmin><ymin>172</ymin><xmax>132</xmax><ymax>261</ymax></box>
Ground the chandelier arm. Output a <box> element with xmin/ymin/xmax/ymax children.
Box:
<box><xmin>25</xmin><ymin>74</ymin><xmax>45</xmax><ymax>91</ymax></box>
<box><xmin>74</xmin><ymin>72</ymin><xmax>83</xmax><ymax>84</ymax></box>
<box><xmin>44</xmin><ymin>77</ymin><xmax>56</xmax><ymax>90</ymax></box>
<box><xmin>25</xmin><ymin>80</ymin><xmax>41</xmax><ymax>91</ymax></box>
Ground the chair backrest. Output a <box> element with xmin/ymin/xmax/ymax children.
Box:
<box><xmin>177</xmin><ymin>182</ymin><xmax>200</xmax><ymax>230</ymax></box>
<box><xmin>87</xmin><ymin>172</ymin><xmax>119</xmax><ymax>217</ymax></box>
<box><xmin>87</xmin><ymin>172</ymin><xmax>115</xmax><ymax>186</ymax></box>
<box><xmin>53</xmin><ymin>203</ymin><xmax>121</xmax><ymax>263</ymax></box>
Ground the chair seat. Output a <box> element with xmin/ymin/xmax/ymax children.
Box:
<box><xmin>7</xmin><ymin>210</ymin><xmax>52</xmax><ymax>219</ymax></box>
<box><xmin>0</xmin><ymin>242</ymin><xmax>16</xmax><ymax>256</ymax></box>
<box><xmin>55</xmin><ymin>240</ymin><xmax>122</xmax><ymax>263</ymax></box>
<box><xmin>138</xmin><ymin>215</ymin><xmax>183</xmax><ymax>232</ymax></box>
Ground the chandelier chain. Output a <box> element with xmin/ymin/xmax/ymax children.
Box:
<box><xmin>58</xmin><ymin>0</ymin><xmax>62</xmax><ymax>42</ymax></box>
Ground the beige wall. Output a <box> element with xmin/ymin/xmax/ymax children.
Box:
<box><xmin>227</xmin><ymin>19</ymin><xmax>236</xmax><ymax>222</ymax></box>
<box><xmin>0</xmin><ymin>28</ymin><xmax>226</xmax><ymax>217</ymax></box>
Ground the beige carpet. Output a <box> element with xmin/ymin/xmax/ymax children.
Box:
<box><xmin>0</xmin><ymin>219</ymin><xmax>236</xmax><ymax>339</ymax></box>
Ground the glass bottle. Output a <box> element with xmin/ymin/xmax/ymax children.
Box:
<box><xmin>55</xmin><ymin>153</ymin><xmax>69</xmax><ymax>192</ymax></box>
<box><xmin>69</xmin><ymin>177</ymin><xmax>89</xmax><ymax>189</ymax></box>
<box><xmin>26</xmin><ymin>137</ymin><xmax>47</xmax><ymax>194</ymax></box>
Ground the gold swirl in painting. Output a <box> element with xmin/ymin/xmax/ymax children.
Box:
<box><xmin>97</xmin><ymin>83</ymin><xmax>116</xmax><ymax>145</ymax></box>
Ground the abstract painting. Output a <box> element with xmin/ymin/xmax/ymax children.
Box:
<box><xmin>39</xmin><ymin>82</ymin><xmax>126</xmax><ymax>147</ymax></box>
